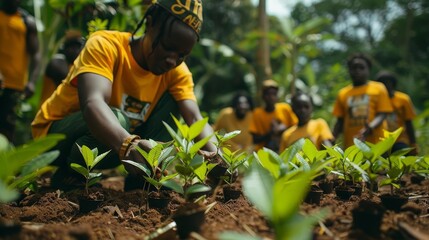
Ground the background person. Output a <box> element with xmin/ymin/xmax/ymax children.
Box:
<box><xmin>31</xmin><ymin>0</ymin><xmax>215</xmax><ymax>190</ymax></box>
<box><xmin>249</xmin><ymin>79</ymin><xmax>298</xmax><ymax>152</ymax></box>
<box><xmin>375</xmin><ymin>71</ymin><xmax>418</xmax><ymax>155</ymax></box>
<box><xmin>332</xmin><ymin>53</ymin><xmax>392</xmax><ymax>148</ymax></box>
<box><xmin>40</xmin><ymin>30</ymin><xmax>85</xmax><ymax>105</ymax></box>
<box><xmin>213</xmin><ymin>91</ymin><xmax>254</xmax><ymax>153</ymax></box>
<box><xmin>279</xmin><ymin>92</ymin><xmax>333</xmax><ymax>152</ymax></box>
<box><xmin>0</xmin><ymin>0</ymin><xmax>41</xmax><ymax>143</ymax></box>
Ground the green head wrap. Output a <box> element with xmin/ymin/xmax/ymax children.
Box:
<box><xmin>154</xmin><ymin>0</ymin><xmax>203</xmax><ymax>36</ymax></box>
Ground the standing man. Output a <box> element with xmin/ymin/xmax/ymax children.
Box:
<box><xmin>249</xmin><ymin>79</ymin><xmax>298</xmax><ymax>152</ymax></box>
<box><xmin>0</xmin><ymin>0</ymin><xmax>41</xmax><ymax>143</ymax></box>
<box><xmin>332</xmin><ymin>53</ymin><xmax>392</xmax><ymax>148</ymax></box>
<box><xmin>376</xmin><ymin>71</ymin><xmax>418</xmax><ymax>155</ymax></box>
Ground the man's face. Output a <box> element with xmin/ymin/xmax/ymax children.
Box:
<box><xmin>263</xmin><ymin>88</ymin><xmax>278</xmax><ymax>107</ymax></box>
<box><xmin>143</xmin><ymin>18</ymin><xmax>197</xmax><ymax>75</ymax></box>
<box><xmin>292</xmin><ymin>95</ymin><xmax>312</xmax><ymax>124</ymax></box>
<box><xmin>234</xmin><ymin>96</ymin><xmax>251</xmax><ymax>119</ymax></box>
<box><xmin>348</xmin><ymin>58</ymin><xmax>369</xmax><ymax>86</ymax></box>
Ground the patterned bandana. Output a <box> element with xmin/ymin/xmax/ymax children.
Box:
<box><xmin>154</xmin><ymin>0</ymin><xmax>203</xmax><ymax>35</ymax></box>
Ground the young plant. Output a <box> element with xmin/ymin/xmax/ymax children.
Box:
<box><xmin>163</xmin><ymin>115</ymin><xmax>215</xmax><ymax>188</ymax></box>
<box><xmin>0</xmin><ymin>134</ymin><xmax>65</xmax><ymax>203</ymax></box>
<box><xmin>122</xmin><ymin>140</ymin><xmax>178</xmax><ymax>193</ymax></box>
<box><xmin>327</xmin><ymin>144</ymin><xmax>369</xmax><ymax>186</ymax></box>
<box><xmin>70</xmin><ymin>144</ymin><xmax>110</xmax><ymax>195</ymax></box>
<box><xmin>219</xmin><ymin>161</ymin><xmax>328</xmax><ymax>240</ymax></box>
<box><xmin>214</xmin><ymin>130</ymin><xmax>241</xmax><ymax>155</ymax></box>
<box><xmin>219</xmin><ymin>147</ymin><xmax>249</xmax><ymax>185</ymax></box>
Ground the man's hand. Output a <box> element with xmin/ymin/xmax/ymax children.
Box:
<box><xmin>356</xmin><ymin>125</ymin><xmax>372</xmax><ymax>142</ymax></box>
<box><xmin>122</xmin><ymin>139</ymin><xmax>152</xmax><ymax>176</ymax></box>
<box><xmin>0</xmin><ymin>71</ymin><xmax>4</xmax><ymax>89</ymax></box>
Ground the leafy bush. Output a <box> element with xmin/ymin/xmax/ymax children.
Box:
<box><xmin>0</xmin><ymin>134</ymin><xmax>65</xmax><ymax>203</ymax></box>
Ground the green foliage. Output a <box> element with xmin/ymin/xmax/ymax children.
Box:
<box><xmin>232</xmin><ymin>161</ymin><xmax>328</xmax><ymax>240</ymax></box>
<box><xmin>163</xmin><ymin>115</ymin><xmax>215</xmax><ymax>185</ymax></box>
<box><xmin>0</xmin><ymin>134</ymin><xmax>65</xmax><ymax>203</ymax></box>
<box><xmin>70</xmin><ymin>144</ymin><xmax>110</xmax><ymax>195</ymax></box>
<box><xmin>219</xmin><ymin>147</ymin><xmax>249</xmax><ymax>184</ymax></box>
<box><xmin>122</xmin><ymin>140</ymin><xmax>178</xmax><ymax>192</ymax></box>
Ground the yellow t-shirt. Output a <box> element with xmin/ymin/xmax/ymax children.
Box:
<box><xmin>332</xmin><ymin>81</ymin><xmax>393</xmax><ymax>148</ymax></box>
<box><xmin>386</xmin><ymin>91</ymin><xmax>416</xmax><ymax>144</ymax></box>
<box><xmin>0</xmin><ymin>11</ymin><xmax>29</xmax><ymax>91</ymax></box>
<box><xmin>249</xmin><ymin>102</ymin><xmax>298</xmax><ymax>150</ymax></box>
<box><xmin>279</xmin><ymin>118</ymin><xmax>334</xmax><ymax>152</ymax></box>
<box><xmin>39</xmin><ymin>75</ymin><xmax>57</xmax><ymax>105</ymax></box>
<box><xmin>32</xmin><ymin>30</ymin><xmax>196</xmax><ymax>138</ymax></box>
<box><xmin>213</xmin><ymin>107</ymin><xmax>253</xmax><ymax>153</ymax></box>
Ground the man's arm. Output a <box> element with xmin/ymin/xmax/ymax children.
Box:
<box><xmin>356</xmin><ymin>113</ymin><xmax>387</xmax><ymax>141</ymax></box>
<box><xmin>178</xmin><ymin>99</ymin><xmax>217</xmax><ymax>152</ymax></box>
<box><xmin>77</xmin><ymin>73</ymin><xmax>130</xmax><ymax>153</ymax></box>
<box><xmin>24</xmin><ymin>16</ymin><xmax>41</xmax><ymax>99</ymax></box>
<box><xmin>332</xmin><ymin>117</ymin><xmax>344</xmax><ymax>143</ymax></box>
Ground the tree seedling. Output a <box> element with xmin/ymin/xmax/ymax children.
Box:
<box><xmin>70</xmin><ymin>144</ymin><xmax>110</xmax><ymax>195</ymax></box>
<box><xmin>219</xmin><ymin>147</ymin><xmax>249</xmax><ymax>185</ymax></box>
<box><xmin>122</xmin><ymin>140</ymin><xmax>177</xmax><ymax>192</ymax></box>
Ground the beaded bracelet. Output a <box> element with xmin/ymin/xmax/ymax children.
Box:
<box><xmin>119</xmin><ymin>134</ymin><xmax>141</xmax><ymax>159</ymax></box>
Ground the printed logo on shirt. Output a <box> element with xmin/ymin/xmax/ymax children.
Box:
<box><xmin>386</xmin><ymin>112</ymin><xmax>399</xmax><ymax>131</ymax></box>
<box><xmin>347</xmin><ymin>94</ymin><xmax>369</xmax><ymax>127</ymax></box>
<box><xmin>121</xmin><ymin>94</ymin><xmax>150</xmax><ymax>130</ymax></box>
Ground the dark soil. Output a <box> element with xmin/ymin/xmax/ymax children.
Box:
<box><xmin>1</xmin><ymin>174</ymin><xmax>428</xmax><ymax>240</ymax></box>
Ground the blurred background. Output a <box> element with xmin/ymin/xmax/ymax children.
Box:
<box><xmin>14</xmin><ymin>0</ymin><xmax>429</xmax><ymax>153</ymax></box>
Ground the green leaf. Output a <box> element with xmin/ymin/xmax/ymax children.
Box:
<box><xmin>189</xmin><ymin>117</ymin><xmax>208</xmax><ymax>141</ymax></box>
<box><xmin>143</xmin><ymin>176</ymin><xmax>162</xmax><ymax>189</ymax></box>
<box><xmin>0</xmin><ymin>181</ymin><xmax>19</xmax><ymax>203</ymax></box>
<box><xmin>163</xmin><ymin>120</ymin><xmax>185</xmax><ymax>150</ymax></box>
<box><xmin>219</xmin><ymin>130</ymin><xmax>241</xmax><ymax>142</ymax></box>
<box><xmin>88</xmin><ymin>176</ymin><xmax>102</xmax><ymax>187</ymax></box>
<box><xmin>256</xmin><ymin>150</ymin><xmax>280</xmax><ymax>179</ymax></box>
<box><xmin>88</xmin><ymin>172</ymin><xmax>102</xmax><ymax>179</ymax></box>
<box><xmin>193</xmin><ymin>162</ymin><xmax>208</xmax><ymax>182</ymax></box>
<box><xmin>20</xmin><ymin>150</ymin><xmax>59</xmax><ymax>176</ymax></box>
<box><xmin>243</xmin><ymin>162</ymin><xmax>274</xmax><ymax>219</ymax></box>
<box><xmin>302</xmin><ymin>139</ymin><xmax>318</xmax><ymax>162</ymax></box>
<box><xmin>92</xmin><ymin>149</ymin><xmax>111</xmax><ymax>170</ymax></box>
<box><xmin>190</xmin><ymin>154</ymin><xmax>204</xmax><ymax>168</ymax></box>
<box><xmin>121</xmin><ymin>160</ymin><xmax>151</xmax><ymax>176</ymax></box>
<box><xmin>272</xmin><ymin>171</ymin><xmax>312</xmax><ymax>223</ymax></box>
<box><xmin>79</xmin><ymin>145</ymin><xmax>94</xmax><ymax>168</ymax></box>
<box><xmin>185</xmin><ymin>184</ymin><xmax>211</xmax><ymax>196</ymax></box>
<box><xmin>70</xmin><ymin>163</ymin><xmax>89</xmax><ymax>178</ymax></box>
<box><xmin>162</xmin><ymin>179</ymin><xmax>183</xmax><ymax>194</ymax></box>
<box><xmin>172</xmin><ymin>115</ymin><xmax>189</xmax><ymax>139</ymax></box>
<box><xmin>9</xmin><ymin>166</ymin><xmax>55</xmax><ymax>190</ymax></box>
<box><xmin>189</xmin><ymin>135</ymin><xmax>213</xmax><ymax>155</ymax></box>
<box><xmin>175</xmin><ymin>164</ymin><xmax>193</xmax><ymax>176</ymax></box>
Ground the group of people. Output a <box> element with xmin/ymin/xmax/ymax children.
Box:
<box><xmin>214</xmin><ymin>53</ymin><xmax>418</xmax><ymax>156</ymax></box>
<box><xmin>0</xmin><ymin>0</ymin><xmax>418</xmax><ymax>191</ymax></box>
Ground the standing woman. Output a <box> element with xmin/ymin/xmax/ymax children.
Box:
<box><xmin>31</xmin><ymin>0</ymin><xmax>216</xmax><ymax>190</ymax></box>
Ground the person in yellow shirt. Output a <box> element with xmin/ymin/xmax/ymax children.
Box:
<box><xmin>31</xmin><ymin>0</ymin><xmax>215</xmax><ymax>190</ymax></box>
<box><xmin>213</xmin><ymin>91</ymin><xmax>254</xmax><ymax>153</ymax></box>
<box><xmin>280</xmin><ymin>92</ymin><xmax>333</xmax><ymax>152</ymax></box>
<box><xmin>332</xmin><ymin>53</ymin><xmax>393</xmax><ymax>148</ymax></box>
<box><xmin>0</xmin><ymin>0</ymin><xmax>41</xmax><ymax>143</ymax></box>
<box><xmin>40</xmin><ymin>30</ymin><xmax>85</xmax><ymax>105</ymax></box>
<box><xmin>376</xmin><ymin>71</ymin><xmax>418</xmax><ymax>155</ymax></box>
<box><xmin>249</xmin><ymin>79</ymin><xmax>298</xmax><ymax>152</ymax></box>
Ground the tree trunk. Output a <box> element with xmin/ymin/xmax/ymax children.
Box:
<box><xmin>255</xmin><ymin>0</ymin><xmax>272</xmax><ymax>105</ymax></box>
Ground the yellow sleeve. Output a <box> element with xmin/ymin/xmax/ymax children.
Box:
<box><xmin>166</xmin><ymin>62</ymin><xmax>196</xmax><ymax>101</ymax></box>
